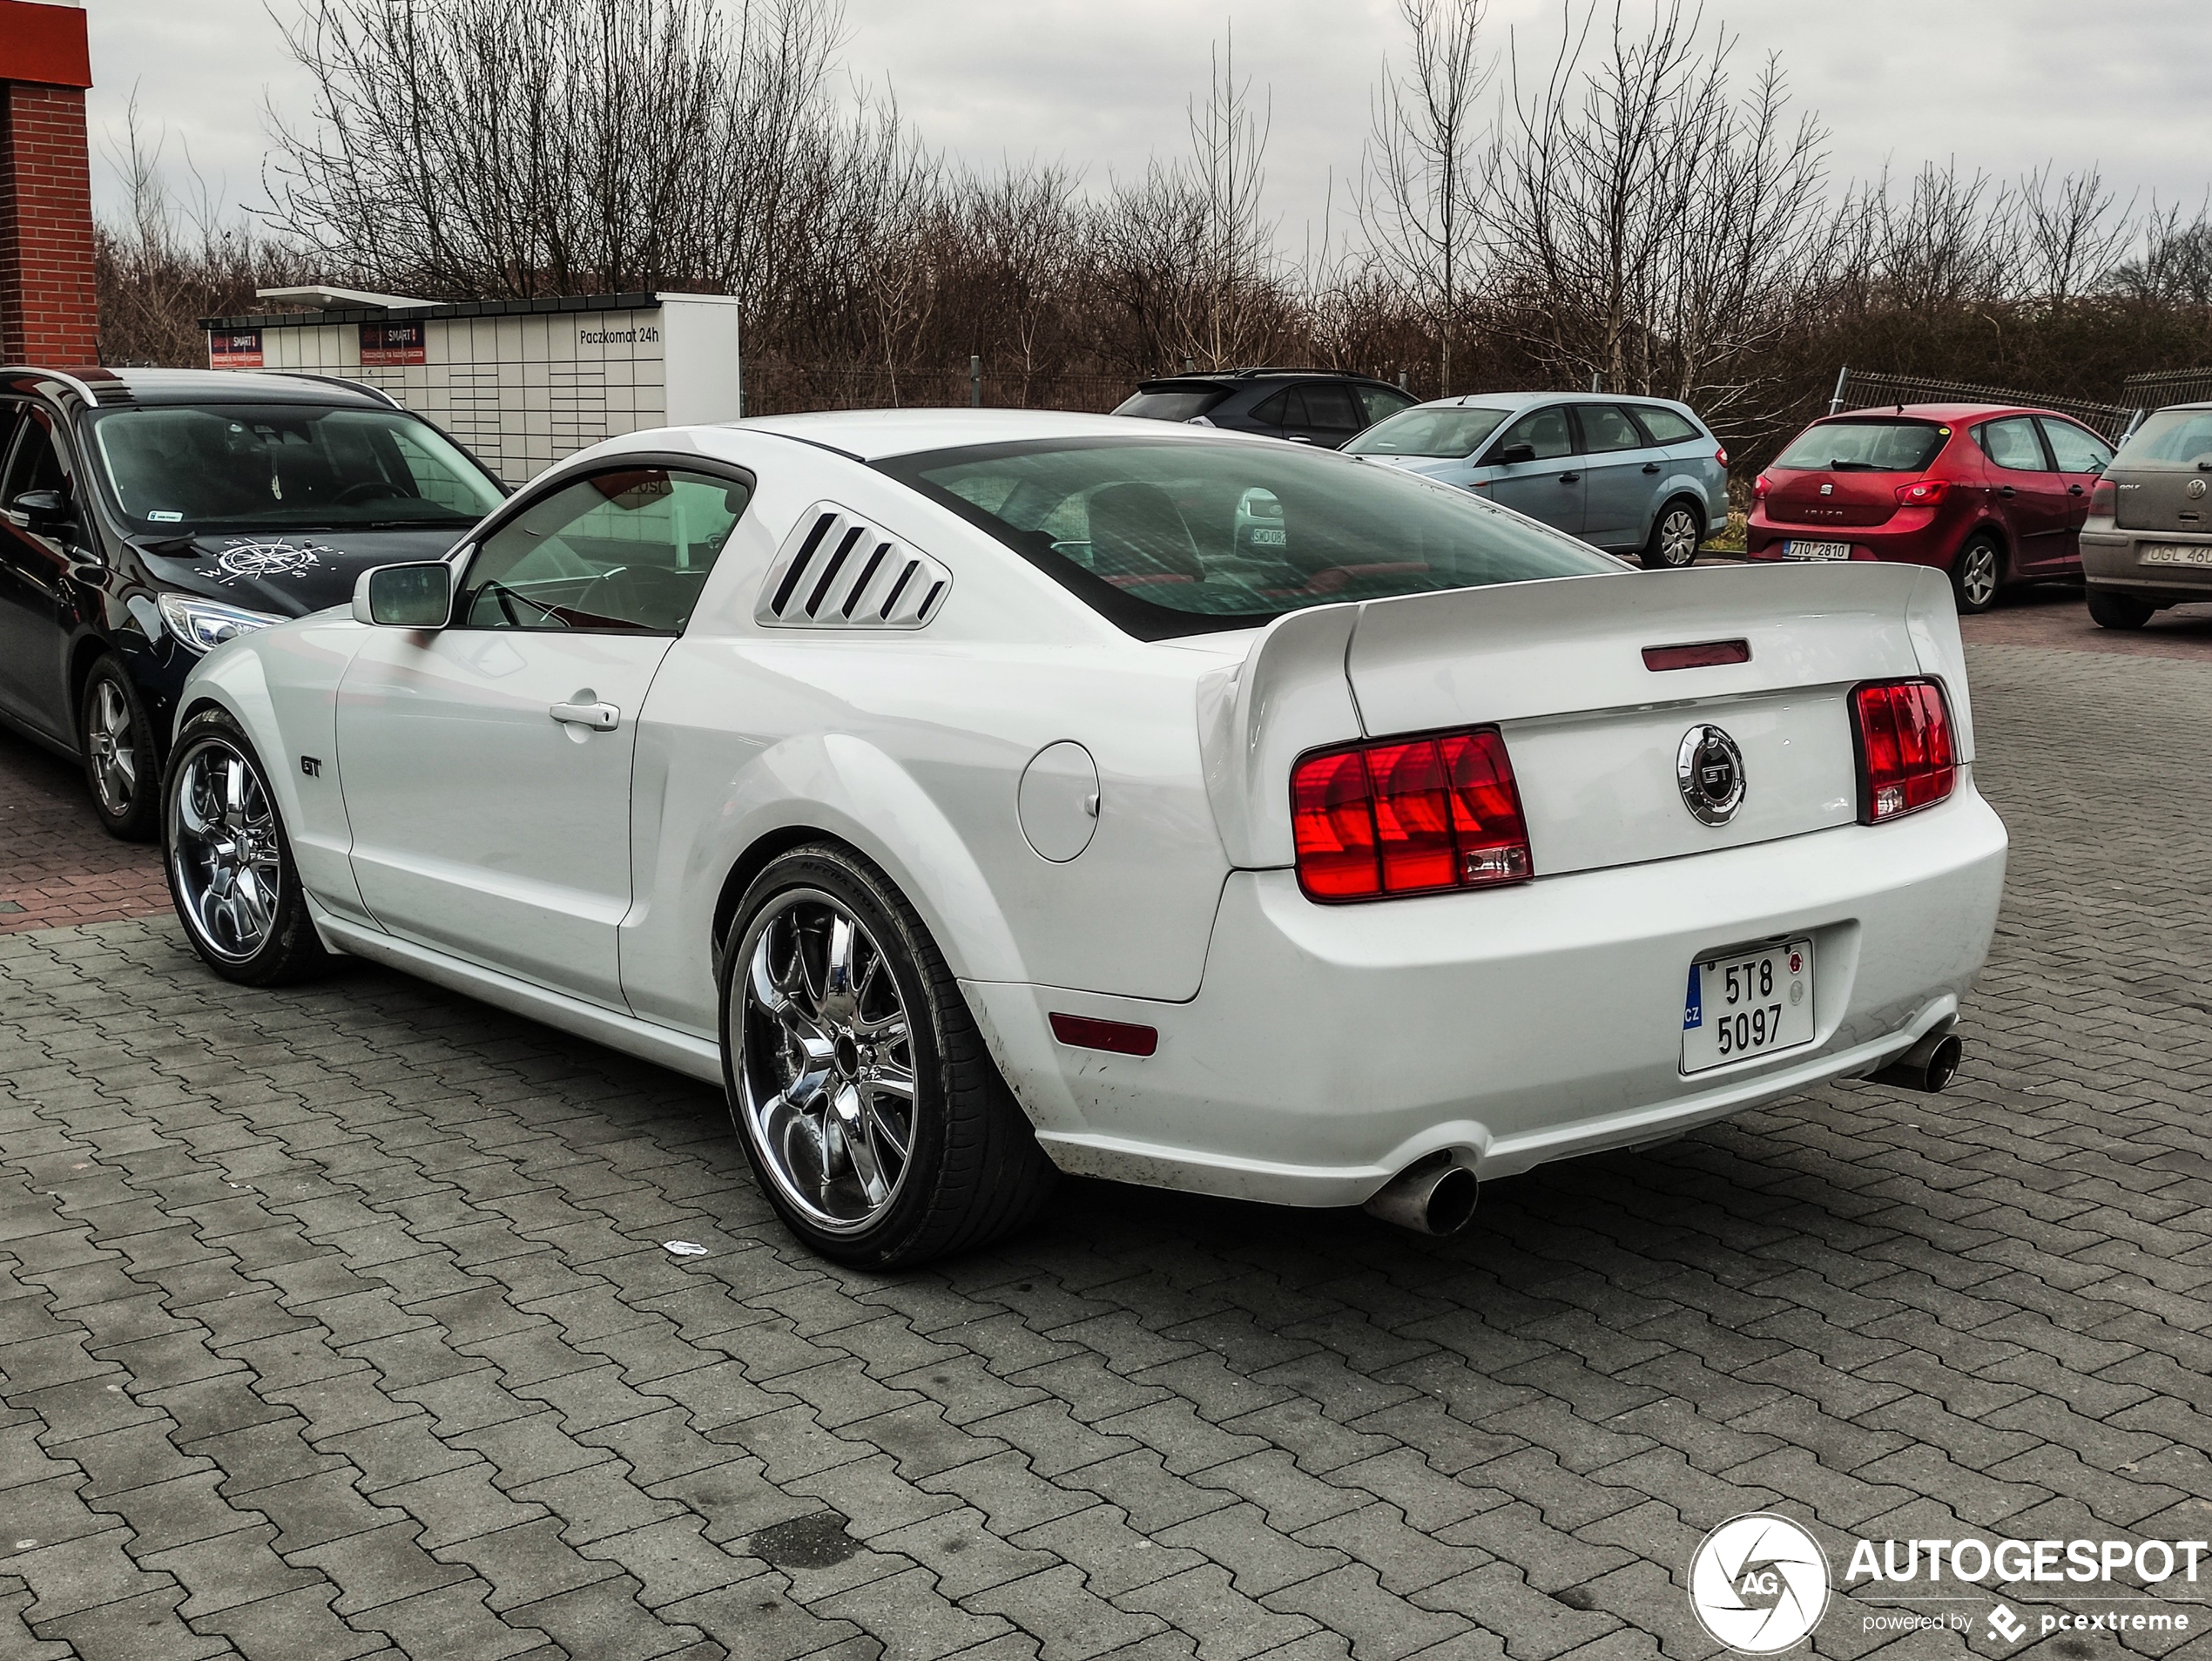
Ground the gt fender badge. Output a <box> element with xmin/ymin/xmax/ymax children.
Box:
<box><xmin>300</xmin><ymin>756</ymin><xmax>323</xmax><ymax>777</ymax></box>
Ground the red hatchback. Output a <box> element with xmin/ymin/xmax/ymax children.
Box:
<box><xmin>1745</xmin><ymin>403</ymin><xmax>2115</xmax><ymax>612</ymax></box>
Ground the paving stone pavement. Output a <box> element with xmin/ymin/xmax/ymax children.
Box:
<box><xmin>2</xmin><ymin>639</ymin><xmax>2209</xmax><ymax>1661</ymax></box>
<box><xmin>0</xmin><ymin>732</ymin><xmax>170</xmax><ymax>935</ymax></box>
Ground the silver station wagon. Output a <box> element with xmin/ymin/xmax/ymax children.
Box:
<box><xmin>1344</xmin><ymin>390</ymin><xmax>1730</xmax><ymax>569</ymax></box>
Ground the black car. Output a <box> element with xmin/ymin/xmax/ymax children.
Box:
<box><xmin>0</xmin><ymin>366</ymin><xmax>507</xmax><ymax>839</ymax></box>
<box><xmin>1111</xmin><ymin>368</ymin><xmax>1417</xmax><ymax>448</ymax></box>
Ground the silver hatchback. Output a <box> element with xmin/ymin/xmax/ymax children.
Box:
<box><xmin>1343</xmin><ymin>391</ymin><xmax>1730</xmax><ymax>568</ymax></box>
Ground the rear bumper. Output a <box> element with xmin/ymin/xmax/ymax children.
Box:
<box><xmin>967</xmin><ymin>782</ymin><xmax>2008</xmax><ymax>1207</ymax></box>
<box><xmin>1744</xmin><ymin>509</ymin><xmax>1958</xmax><ymax>567</ymax></box>
<box><xmin>2082</xmin><ymin>527</ymin><xmax>2212</xmax><ymax>601</ymax></box>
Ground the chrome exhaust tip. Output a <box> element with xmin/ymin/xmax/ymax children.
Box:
<box><xmin>1363</xmin><ymin>1154</ymin><xmax>1479</xmax><ymax>1237</ymax></box>
<box><xmin>1869</xmin><ymin>1030</ymin><xmax>1963</xmax><ymax>1095</ymax></box>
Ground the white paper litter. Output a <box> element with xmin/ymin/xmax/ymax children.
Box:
<box><xmin>663</xmin><ymin>1240</ymin><xmax>710</xmax><ymax>1257</ymax></box>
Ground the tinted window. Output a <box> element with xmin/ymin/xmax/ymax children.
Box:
<box><xmin>1774</xmin><ymin>420</ymin><xmax>1946</xmax><ymax>472</ymax></box>
<box><xmin>1343</xmin><ymin>406</ymin><xmax>1509</xmax><ymax>459</ymax></box>
<box><xmin>1358</xmin><ymin>386</ymin><xmax>1416</xmax><ymax>424</ymax></box>
<box><xmin>459</xmin><ymin>466</ymin><xmax>750</xmax><ymax>634</ymax></box>
<box><xmin>1248</xmin><ymin>390</ymin><xmax>1291</xmax><ymax>427</ymax></box>
<box><xmin>88</xmin><ymin>403</ymin><xmax>503</xmax><ymax>533</ymax></box>
<box><xmin>1976</xmin><ymin>417</ymin><xmax>2050</xmax><ymax>472</ymax></box>
<box><xmin>2</xmin><ymin>407</ymin><xmax>69</xmax><ymax>503</ymax></box>
<box><xmin>2038</xmin><ymin>420</ymin><xmax>2112</xmax><ymax>475</ymax></box>
<box><xmin>1577</xmin><ymin>405</ymin><xmax>1646</xmax><ymax>454</ymax></box>
<box><xmin>1630</xmin><ymin>405</ymin><xmax>1701</xmax><ymax>444</ymax></box>
<box><xmin>1490</xmin><ymin>406</ymin><xmax>1573</xmax><ymax>462</ymax></box>
<box><xmin>1296</xmin><ymin>383</ymin><xmax>1365</xmax><ymax>434</ymax></box>
<box><xmin>1113</xmin><ymin>388</ymin><xmax>1229</xmax><ymax>423</ymax></box>
<box><xmin>878</xmin><ymin>437</ymin><xmax>1618</xmax><ymax>641</ymax></box>
<box><xmin>2120</xmin><ymin>408</ymin><xmax>2212</xmax><ymax>469</ymax></box>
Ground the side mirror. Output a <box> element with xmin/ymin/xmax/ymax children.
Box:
<box><xmin>1492</xmin><ymin>442</ymin><xmax>1537</xmax><ymax>466</ymax></box>
<box><xmin>7</xmin><ymin>489</ymin><xmax>71</xmax><ymax>536</ymax></box>
<box><xmin>353</xmin><ymin>561</ymin><xmax>453</xmax><ymax>628</ymax></box>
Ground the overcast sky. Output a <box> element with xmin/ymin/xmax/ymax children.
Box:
<box><xmin>73</xmin><ymin>0</ymin><xmax>2210</xmax><ymax>259</ymax></box>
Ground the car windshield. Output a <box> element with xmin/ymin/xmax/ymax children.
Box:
<box><xmin>1773</xmin><ymin>419</ymin><xmax>1946</xmax><ymax>473</ymax></box>
<box><xmin>1112</xmin><ymin>388</ymin><xmax>1230</xmax><ymax>422</ymax></box>
<box><xmin>89</xmin><ymin>402</ymin><xmax>505</xmax><ymax>534</ymax></box>
<box><xmin>1341</xmin><ymin>406</ymin><xmax>1510</xmax><ymax>460</ymax></box>
<box><xmin>2120</xmin><ymin>408</ymin><xmax>2212</xmax><ymax>469</ymax></box>
<box><xmin>876</xmin><ymin>436</ymin><xmax>1621</xmax><ymax>640</ymax></box>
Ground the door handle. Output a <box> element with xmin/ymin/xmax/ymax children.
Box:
<box><xmin>1998</xmin><ymin>485</ymin><xmax>2016</xmax><ymax>497</ymax></box>
<box><xmin>1558</xmin><ymin>472</ymin><xmax>1581</xmax><ymax>483</ymax></box>
<box><xmin>549</xmin><ymin>700</ymin><xmax>619</xmax><ymax>732</ymax></box>
<box><xmin>2067</xmin><ymin>483</ymin><xmax>2084</xmax><ymax>496</ymax></box>
<box><xmin>1642</xmin><ymin>463</ymin><xmax>1662</xmax><ymax>474</ymax></box>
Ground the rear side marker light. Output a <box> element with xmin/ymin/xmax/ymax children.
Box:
<box><xmin>1893</xmin><ymin>478</ymin><xmax>1949</xmax><ymax>507</ymax></box>
<box><xmin>1049</xmin><ymin>1014</ymin><xmax>1158</xmax><ymax>1056</ymax></box>
<box><xmin>1851</xmin><ymin>679</ymin><xmax>1957</xmax><ymax>823</ymax></box>
<box><xmin>1291</xmin><ymin>727</ymin><xmax>1533</xmax><ymax>902</ymax></box>
<box><xmin>1643</xmin><ymin>639</ymin><xmax>1750</xmax><ymax>672</ymax></box>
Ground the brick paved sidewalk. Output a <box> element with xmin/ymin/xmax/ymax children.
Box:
<box><xmin>0</xmin><ymin>732</ymin><xmax>168</xmax><ymax>935</ymax></box>
<box><xmin>2</xmin><ymin>643</ymin><xmax>2210</xmax><ymax>1661</ymax></box>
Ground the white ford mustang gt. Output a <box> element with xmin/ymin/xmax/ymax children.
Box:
<box><xmin>163</xmin><ymin>409</ymin><xmax>2006</xmax><ymax>1265</ymax></box>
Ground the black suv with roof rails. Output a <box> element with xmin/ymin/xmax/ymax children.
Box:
<box><xmin>0</xmin><ymin>365</ymin><xmax>506</xmax><ymax>839</ymax></box>
<box><xmin>1112</xmin><ymin>368</ymin><xmax>1418</xmax><ymax>449</ymax></box>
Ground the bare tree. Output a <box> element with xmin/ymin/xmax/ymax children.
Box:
<box><xmin>1360</xmin><ymin>0</ymin><xmax>1489</xmax><ymax>395</ymax></box>
<box><xmin>1186</xmin><ymin>28</ymin><xmax>1278</xmax><ymax>368</ymax></box>
<box><xmin>2018</xmin><ymin>164</ymin><xmax>2135</xmax><ymax>311</ymax></box>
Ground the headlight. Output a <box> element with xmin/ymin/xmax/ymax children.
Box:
<box><xmin>158</xmin><ymin>593</ymin><xmax>283</xmax><ymax>655</ymax></box>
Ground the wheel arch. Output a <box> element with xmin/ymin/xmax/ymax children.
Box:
<box><xmin>1651</xmin><ymin>490</ymin><xmax>1707</xmax><ymax>541</ymax></box>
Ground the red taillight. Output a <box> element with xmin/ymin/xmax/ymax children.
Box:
<box><xmin>1893</xmin><ymin>477</ymin><xmax>1949</xmax><ymax>507</ymax></box>
<box><xmin>1290</xmin><ymin>728</ymin><xmax>1532</xmax><ymax>902</ymax></box>
<box><xmin>2088</xmin><ymin>476</ymin><xmax>2117</xmax><ymax>517</ymax></box>
<box><xmin>1715</xmin><ymin>446</ymin><xmax>1729</xmax><ymax>467</ymax></box>
<box><xmin>1851</xmin><ymin>679</ymin><xmax>1957</xmax><ymax>824</ymax></box>
<box><xmin>1753</xmin><ymin>473</ymin><xmax>1770</xmax><ymax>501</ymax></box>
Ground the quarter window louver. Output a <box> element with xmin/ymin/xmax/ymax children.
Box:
<box><xmin>756</xmin><ymin>504</ymin><xmax>951</xmax><ymax>630</ymax></box>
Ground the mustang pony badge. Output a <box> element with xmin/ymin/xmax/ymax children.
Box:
<box><xmin>212</xmin><ymin>539</ymin><xmax>334</xmax><ymax>585</ymax></box>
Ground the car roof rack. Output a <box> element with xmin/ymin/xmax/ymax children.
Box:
<box><xmin>1228</xmin><ymin>366</ymin><xmax>1371</xmax><ymax>380</ymax></box>
<box><xmin>268</xmin><ymin>370</ymin><xmax>404</xmax><ymax>410</ymax></box>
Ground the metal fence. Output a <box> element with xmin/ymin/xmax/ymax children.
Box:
<box><xmin>2120</xmin><ymin>367</ymin><xmax>2212</xmax><ymax>413</ymax></box>
<box><xmin>1825</xmin><ymin>367</ymin><xmax>2138</xmax><ymax>442</ymax></box>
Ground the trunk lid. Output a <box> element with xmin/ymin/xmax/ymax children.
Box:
<box><xmin>1763</xmin><ymin>469</ymin><xmax>1901</xmax><ymax>528</ymax></box>
<box><xmin>1197</xmin><ymin>563</ymin><xmax>1972</xmax><ymax>876</ymax></box>
<box><xmin>2113</xmin><ymin>468</ymin><xmax>2212</xmax><ymax>534</ymax></box>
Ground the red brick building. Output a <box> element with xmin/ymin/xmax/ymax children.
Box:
<box><xmin>0</xmin><ymin>0</ymin><xmax>95</xmax><ymax>363</ymax></box>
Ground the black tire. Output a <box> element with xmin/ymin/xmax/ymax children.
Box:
<box><xmin>1640</xmin><ymin>499</ymin><xmax>1704</xmax><ymax>570</ymax></box>
<box><xmin>160</xmin><ymin>708</ymin><xmax>329</xmax><ymax>986</ymax></box>
<box><xmin>718</xmin><ymin>842</ymin><xmax>1057</xmax><ymax>1268</ymax></box>
<box><xmin>78</xmin><ymin>654</ymin><xmax>161</xmax><ymax>841</ymax></box>
<box><xmin>1950</xmin><ymin>536</ymin><xmax>2004</xmax><ymax>614</ymax></box>
<box><xmin>2085</xmin><ymin>587</ymin><xmax>2154</xmax><ymax>631</ymax></box>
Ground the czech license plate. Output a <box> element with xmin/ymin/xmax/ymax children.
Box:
<box><xmin>1783</xmin><ymin>540</ymin><xmax>1851</xmax><ymax>561</ymax></box>
<box><xmin>1682</xmin><ymin>939</ymin><xmax>1814</xmax><ymax>1073</ymax></box>
<box><xmin>2140</xmin><ymin>544</ymin><xmax>2212</xmax><ymax>566</ymax></box>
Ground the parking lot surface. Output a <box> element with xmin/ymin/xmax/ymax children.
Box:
<box><xmin>3</xmin><ymin>630</ymin><xmax>2209</xmax><ymax>1661</ymax></box>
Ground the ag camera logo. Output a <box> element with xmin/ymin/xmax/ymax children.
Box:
<box><xmin>1690</xmin><ymin>1513</ymin><xmax>1831</xmax><ymax>1653</ymax></box>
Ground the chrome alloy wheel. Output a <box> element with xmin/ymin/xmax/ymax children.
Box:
<box><xmin>168</xmin><ymin>739</ymin><xmax>283</xmax><ymax>962</ymax></box>
<box><xmin>732</xmin><ymin>890</ymin><xmax>917</xmax><ymax>1233</ymax></box>
<box><xmin>86</xmin><ymin>677</ymin><xmax>138</xmax><ymax>815</ymax></box>
<box><xmin>1656</xmin><ymin>506</ymin><xmax>1700</xmax><ymax>567</ymax></box>
<box><xmin>1959</xmin><ymin>542</ymin><xmax>2000</xmax><ymax>609</ymax></box>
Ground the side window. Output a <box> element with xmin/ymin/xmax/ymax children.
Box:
<box><xmin>1630</xmin><ymin>405</ymin><xmax>1700</xmax><ymax>445</ymax></box>
<box><xmin>1298</xmin><ymin>383</ymin><xmax>1365</xmax><ymax>436</ymax></box>
<box><xmin>1358</xmin><ymin>386</ymin><xmax>1415</xmax><ymax>425</ymax></box>
<box><xmin>1976</xmin><ymin>417</ymin><xmax>2050</xmax><ymax>472</ymax></box>
<box><xmin>457</xmin><ymin>465</ymin><xmax>752</xmax><ymax>634</ymax></box>
<box><xmin>3</xmin><ymin>406</ymin><xmax>71</xmax><ymax>503</ymax></box>
<box><xmin>1248</xmin><ymin>390</ymin><xmax>1291</xmax><ymax>429</ymax></box>
<box><xmin>1576</xmin><ymin>405</ymin><xmax>1647</xmax><ymax>454</ymax></box>
<box><xmin>1491</xmin><ymin>406</ymin><xmax>1574</xmax><ymax>462</ymax></box>
<box><xmin>2039</xmin><ymin>419</ymin><xmax>2113</xmax><ymax>475</ymax></box>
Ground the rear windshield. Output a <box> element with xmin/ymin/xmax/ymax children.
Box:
<box><xmin>1342</xmin><ymin>406</ymin><xmax>1509</xmax><ymax>459</ymax></box>
<box><xmin>2119</xmin><ymin>408</ymin><xmax>2212</xmax><ymax>469</ymax></box>
<box><xmin>876</xmin><ymin>437</ymin><xmax>1620</xmax><ymax>640</ymax></box>
<box><xmin>89</xmin><ymin>402</ymin><xmax>504</xmax><ymax>534</ymax></box>
<box><xmin>1112</xmin><ymin>388</ymin><xmax>1229</xmax><ymax>423</ymax></box>
<box><xmin>1774</xmin><ymin>419</ymin><xmax>1946</xmax><ymax>473</ymax></box>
